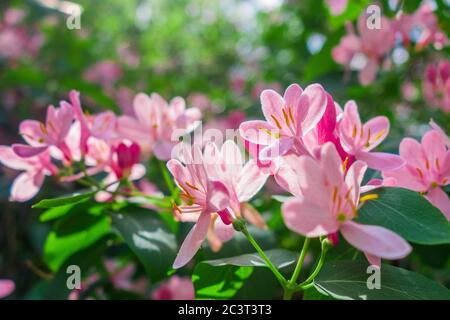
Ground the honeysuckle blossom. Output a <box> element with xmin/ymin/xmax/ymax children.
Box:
<box><xmin>152</xmin><ymin>276</ymin><xmax>195</xmax><ymax>300</ymax></box>
<box><xmin>383</xmin><ymin>129</ymin><xmax>450</xmax><ymax>220</ymax></box>
<box><xmin>332</xmin><ymin>14</ymin><xmax>395</xmax><ymax>85</ymax></box>
<box><xmin>13</xmin><ymin>101</ymin><xmax>74</xmax><ymax>161</ymax></box>
<box><xmin>0</xmin><ymin>146</ymin><xmax>57</xmax><ymax>202</ymax></box>
<box><xmin>167</xmin><ymin>144</ymin><xmax>230</xmax><ymax>268</ymax></box>
<box><xmin>118</xmin><ymin>93</ymin><xmax>201</xmax><ymax>159</ymax></box>
<box><xmin>423</xmin><ymin>60</ymin><xmax>450</xmax><ymax>113</ymax></box>
<box><xmin>240</xmin><ymin>83</ymin><xmax>327</xmax><ymax>161</ymax></box>
<box><xmin>394</xmin><ymin>4</ymin><xmax>448</xmax><ymax>51</ymax></box>
<box><xmin>281</xmin><ymin>142</ymin><xmax>411</xmax><ymax>266</ymax></box>
<box><xmin>339</xmin><ymin>100</ymin><xmax>405</xmax><ymax>171</ymax></box>
<box><xmin>83</xmin><ymin>60</ymin><xmax>123</xmax><ymax>90</ymax></box>
<box><xmin>326</xmin><ymin>0</ymin><xmax>348</xmax><ymax>16</ymax></box>
<box><xmin>0</xmin><ymin>279</ymin><xmax>15</xmax><ymax>299</ymax></box>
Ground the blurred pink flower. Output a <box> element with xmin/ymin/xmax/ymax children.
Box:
<box><xmin>0</xmin><ymin>146</ymin><xmax>57</xmax><ymax>202</ymax></box>
<box><xmin>0</xmin><ymin>279</ymin><xmax>15</xmax><ymax>299</ymax></box>
<box><xmin>251</xmin><ymin>82</ymin><xmax>282</xmax><ymax>100</ymax></box>
<box><xmin>332</xmin><ymin>14</ymin><xmax>395</xmax><ymax>85</ymax></box>
<box><xmin>187</xmin><ymin>93</ymin><xmax>211</xmax><ymax>112</ymax></box>
<box><xmin>394</xmin><ymin>4</ymin><xmax>448</xmax><ymax>50</ymax></box>
<box><xmin>281</xmin><ymin>142</ymin><xmax>411</xmax><ymax>266</ymax></box>
<box><xmin>152</xmin><ymin>276</ymin><xmax>194</xmax><ymax>300</ymax></box>
<box><xmin>118</xmin><ymin>93</ymin><xmax>201</xmax><ymax>160</ymax></box>
<box><xmin>13</xmin><ymin>101</ymin><xmax>74</xmax><ymax>161</ymax></box>
<box><xmin>423</xmin><ymin>60</ymin><xmax>450</xmax><ymax>113</ymax></box>
<box><xmin>83</xmin><ymin>60</ymin><xmax>123</xmax><ymax>89</ymax></box>
<box><xmin>326</xmin><ymin>0</ymin><xmax>348</xmax><ymax>16</ymax></box>
<box><xmin>383</xmin><ymin>129</ymin><xmax>450</xmax><ymax>220</ymax></box>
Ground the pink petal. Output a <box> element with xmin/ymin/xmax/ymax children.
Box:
<box><xmin>339</xmin><ymin>100</ymin><xmax>362</xmax><ymax>153</ymax></box>
<box><xmin>134</xmin><ymin>93</ymin><xmax>160</xmax><ymax>127</ymax></box>
<box><xmin>154</xmin><ymin>140</ymin><xmax>175</xmax><ymax>161</ymax></box>
<box><xmin>340</xmin><ymin>221</ymin><xmax>411</xmax><ymax>260</ymax></box>
<box><xmin>10</xmin><ymin>171</ymin><xmax>44</xmax><ymax>202</ymax></box>
<box><xmin>422</xmin><ymin>130</ymin><xmax>447</xmax><ymax>171</ymax></box>
<box><xmin>364</xmin><ymin>252</ymin><xmax>381</xmax><ymax>267</ymax></box>
<box><xmin>0</xmin><ymin>280</ymin><xmax>15</xmax><ymax>298</ymax></box>
<box><xmin>298</xmin><ymin>155</ymin><xmax>329</xmax><ymax>205</ymax></box>
<box><xmin>345</xmin><ymin>160</ymin><xmax>367</xmax><ymax>204</ymax></box>
<box><xmin>283</xmin><ymin>83</ymin><xmax>303</xmax><ymax>111</ymax></box>
<box><xmin>358</xmin><ymin>58</ymin><xmax>378</xmax><ymax>86</ymax></box>
<box><xmin>259</xmin><ymin>138</ymin><xmax>294</xmax><ymax>161</ymax></box>
<box><xmin>173</xmin><ymin>212</ymin><xmax>211</xmax><ymax>269</ymax></box>
<box><xmin>239</xmin><ymin>120</ymin><xmax>278</xmax><ymax>146</ymax></box>
<box><xmin>317</xmin><ymin>94</ymin><xmax>337</xmax><ymax>144</ymax></box>
<box><xmin>320</xmin><ymin>142</ymin><xmax>343</xmax><ymax>185</ymax></box>
<box><xmin>425</xmin><ymin>187</ymin><xmax>450</xmax><ymax>221</ymax></box>
<box><xmin>297</xmin><ymin>84</ymin><xmax>327</xmax><ymax>136</ymax></box>
<box><xmin>363</xmin><ymin>116</ymin><xmax>389</xmax><ymax>151</ymax></box>
<box><xmin>206</xmin><ymin>180</ymin><xmax>230</xmax><ymax>213</ymax></box>
<box><xmin>236</xmin><ymin>159</ymin><xmax>269</xmax><ymax>202</ymax></box>
<box><xmin>260</xmin><ymin>89</ymin><xmax>287</xmax><ymax>131</ymax></box>
<box><xmin>19</xmin><ymin>120</ymin><xmax>45</xmax><ymax>146</ymax></box>
<box><xmin>12</xmin><ymin>144</ymin><xmax>48</xmax><ymax>158</ymax></box>
<box><xmin>214</xmin><ymin>218</ymin><xmax>235</xmax><ymax>242</ymax></box>
<box><xmin>282</xmin><ymin>197</ymin><xmax>338</xmax><ymax>237</ymax></box>
<box><xmin>382</xmin><ymin>165</ymin><xmax>427</xmax><ymax>192</ymax></box>
<box><xmin>399</xmin><ymin>137</ymin><xmax>426</xmax><ymax>169</ymax></box>
<box><xmin>0</xmin><ymin>146</ymin><xmax>33</xmax><ymax>171</ymax></box>
<box><xmin>273</xmin><ymin>153</ymin><xmax>303</xmax><ymax>196</ymax></box>
<box><xmin>356</xmin><ymin>151</ymin><xmax>405</xmax><ymax>171</ymax></box>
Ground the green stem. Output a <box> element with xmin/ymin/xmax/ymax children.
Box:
<box><xmin>283</xmin><ymin>237</ymin><xmax>311</xmax><ymax>300</ymax></box>
<box><xmin>159</xmin><ymin>161</ymin><xmax>177</xmax><ymax>198</ymax></box>
<box><xmin>295</xmin><ymin>239</ymin><xmax>329</xmax><ymax>291</ymax></box>
<box><xmin>240</xmin><ymin>226</ymin><xmax>286</xmax><ymax>288</ymax></box>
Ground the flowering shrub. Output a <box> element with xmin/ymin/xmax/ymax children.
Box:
<box><xmin>0</xmin><ymin>0</ymin><xmax>449</xmax><ymax>301</ymax></box>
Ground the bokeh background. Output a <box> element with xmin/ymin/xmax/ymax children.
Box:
<box><xmin>0</xmin><ymin>0</ymin><xmax>449</xmax><ymax>299</ymax></box>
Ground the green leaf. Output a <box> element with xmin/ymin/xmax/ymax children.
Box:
<box><xmin>110</xmin><ymin>210</ymin><xmax>177</xmax><ymax>282</ymax></box>
<box><xmin>193</xmin><ymin>263</ymin><xmax>253</xmax><ymax>299</ymax></box>
<box><xmin>358</xmin><ymin>187</ymin><xmax>450</xmax><ymax>245</ymax></box>
<box><xmin>33</xmin><ymin>191</ymin><xmax>94</xmax><ymax>209</ymax></box>
<box><xmin>303</xmin><ymin>287</ymin><xmax>334</xmax><ymax>300</ymax></box>
<box><xmin>314</xmin><ymin>260</ymin><xmax>450</xmax><ymax>300</ymax></box>
<box><xmin>44</xmin><ymin>208</ymin><xmax>111</xmax><ymax>271</ymax></box>
<box><xmin>203</xmin><ymin>249</ymin><xmax>297</xmax><ymax>269</ymax></box>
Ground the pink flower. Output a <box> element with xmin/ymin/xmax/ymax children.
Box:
<box><xmin>13</xmin><ymin>101</ymin><xmax>74</xmax><ymax>161</ymax></box>
<box><xmin>0</xmin><ymin>146</ymin><xmax>57</xmax><ymax>202</ymax></box>
<box><xmin>110</xmin><ymin>142</ymin><xmax>141</xmax><ymax>180</ymax></box>
<box><xmin>0</xmin><ymin>279</ymin><xmax>15</xmax><ymax>299</ymax></box>
<box><xmin>332</xmin><ymin>14</ymin><xmax>395</xmax><ymax>85</ymax></box>
<box><xmin>104</xmin><ymin>260</ymin><xmax>148</xmax><ymax>294</ymax></box>
<box><xmin>118</xmin><ymin>93</ymin><xmax>201</xmax><ymax>160</ymax></box>
<box><xmin>83</xmin><ymin>60</ymin><xmax>123</xmax><ymax>89</ymax></box>
<box><xmin>383</xmin><ymin>129</ymin><xmax>450</xmax><ymax>220</ymax></box>
<box><xmin>240</xmin><ymin>83</ymin><xmax>328</xmax><ymax>162</ymax></box>
<box><xmin>339</xmin><ymin>100</ymin><xmax>405</xmax><ymax>171</ymax></box>
<box><xmin>152</xmin><ymin>276</ymin><xmax>194</xmax><ymax>300</ymax></box>
<box><xmin>326</xmin><ymin>0</ymin><xmax>348</xmax><ymax>16</ymax></box>
<box><xmin>423</xmin><ymin>60</ymin><xmax>450</xmax><ymax>113</ymax></box>
<box><xmin>395</xmin><ymin>4</ymin><xmax>448</xmax><ymax>50</ymax></box>
<box><xmin>281</xmin><ymin>142</ymin><xmax>411</xmax><ymax>266</ymax></box>
<box><xmin>167</xmin><ymin>144</ymin><xmax>230</xmax><ymax>268</ymax></box>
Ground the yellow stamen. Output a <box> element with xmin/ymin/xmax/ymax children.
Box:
<box><xmin>271</xmin><ymin>115</ymin><xmax>282</xmax><ymax>130</ymax></box>
<box><xmin>435</xmin><ymin>158</ymin><xmax>440</xmax><ymax>170</ymax></box>
<box><xmin>416</xmin><ymin>168</ymin><xmax>424</xmax><ymax>179</ymax></box>
<box><xmin>260</xmin><ymin>127</ymin><xmax>280</xmax><ymax>139</ymax></box>
<box><xmin>373</xmin><ymin>129</ymin><xmax>385</xmax><ymax>141</ymax></box>
<box><xmin>282</xmin><ymin>109</ymin><xmax>290</xmax><ymax>127</ymax></box>
<box><xmin>332</xmin><ymin>186</ymin><xmax>338</xmax><ymax>203</ymax></box>
<box><xmin>352</xmin><ymin>125</ymin><xmax>357</xmax><ymax>139</ymax></box>
<box><xmin>365</xmin><ymin>128</ymin><xmax>371</xmax><ymax>148</ymax></box>
<box><xmin>359</xmin><ymin>194</ymin><xmax>379</xmax><ymax>203</ymax></box>
<box><xmin>288</xmin><ymin>108</ymin><xmax>295</xmax><ymax>124</ymax></box>
<box><xmin>342</xmin><ymin>157</ymin><xmax>349</xmax><ymax>172</ymax></box>
<box><xmin>337</xmin><ymin>212</ymin><xmax>346</xmax><ymax>222</ymax></box>
<box><xmin>425</xmin><ymin>159</ymin><xmax>430</xmax><ymax>170</ymax></box>
<box><xmin>185</xmin><ymin>181</ymin><xmax>199</xmax><ymax>191</ymax></box>
<box><xmin>39</xmin><ymin>122</ymin><xmax>47</xmax><ymax>135</ymax></box>
<box><xmin>431</xmin><ymin>182</ymin><xmax>438</xmax><ymax>188</ymax></box>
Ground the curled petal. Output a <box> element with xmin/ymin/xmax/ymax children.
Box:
<box><xmin>356</xmin><ymin>151</ymin><xmax>405</xmax><ymax>171</ymax></box>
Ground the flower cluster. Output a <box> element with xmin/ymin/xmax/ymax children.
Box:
<box><xmin>332</xmin><ymin>4</ymin><xmax>448</xmax><ymax>85</ymax></box>
<box><xmin>0</xmin><ymin>90</ymin><xmax>201</xmax><ymax>202</ymax></box>
<box><xmin>423</xmin><ymin>60</ymin><xmax>450</xmax><ymax>113</ymax></box>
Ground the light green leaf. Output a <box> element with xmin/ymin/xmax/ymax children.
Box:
<box><xmin>33</xmin><ymin>191</ymin><xmax>94</xmax><ymax>209</ymax></box>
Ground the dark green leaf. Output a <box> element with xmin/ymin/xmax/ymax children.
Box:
<box><xmin>314</xmin><ymin>260</ymin><xmax>450</xmax><ymax>300</ymax></box>
<box><xmin>358</xmin><ymin>187</ymin><xmax>450</xmax><ymax>245</ymax></box>
<box><xmin>110</xmin><ymin>210</ymin><xmax>177</xmax><ymax>282</ymax></box>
